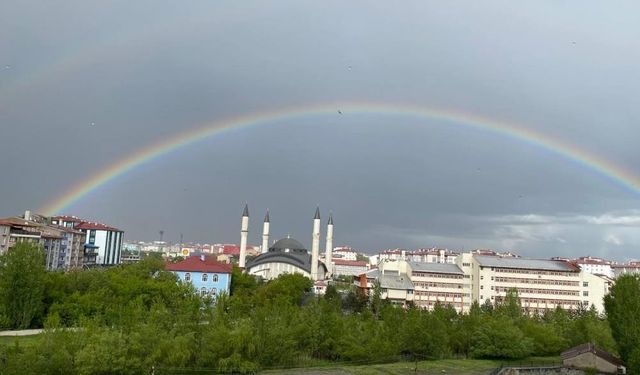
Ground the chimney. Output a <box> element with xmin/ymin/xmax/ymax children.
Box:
<box><xmin>24</xmin><ymin>210</ymin><xmax>32</xmax><ymax>221</ymax></box>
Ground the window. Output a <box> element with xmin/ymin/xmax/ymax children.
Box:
<box><xmin>480</xmin><ymin>275</ymin><xmax>484</xmax><ymax>280</ymax></box>
<box><xmin>583</xmin><ymin>282</ymin><xmax>589</xmax><ymax>287</ymax></box>
<box><xmin>480</xmin><ymin>285</ymin><xmax>484</xmax><ymax>289</ymax></box>
<box><xmin>583</xmin><ymin>291</ymin><xmax>589</xmax><ymax>296</ymax></box>
<box><xmin>210</xmin><ymin>287</ymin><xmax>217</xmax><ymax>296</ymax></box>
<box><xmin>212</xmin><ymin>274</ymin><xmax>218</xmax><ymax>282</ymax></box>
<box><xmin>202</xmin><ymin>273</ymin><xmax>208</xmax><ymax>282</ymax></box>
<box><xmin>201</xmin><ymin>287</ymin><xmax>207</xmax><ymax>296</ymax></box>
<box><xmin>184</xmin><ymin>272</ymin><xmax>191</xmax><ymax>282</ymax></box>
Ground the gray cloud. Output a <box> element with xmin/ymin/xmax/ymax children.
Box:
<box><xmin>1</xmin><ymin>1</ymin><xmax>640</xmax><ymax>261</ymax></box>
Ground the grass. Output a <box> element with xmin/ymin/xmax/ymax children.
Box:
<box><xmin>0</xmin><ymin>334</ymin><xmax>42</xmax><ymax>348</ymax></box>
<box><xmin>261</xmin><ymin>357</ymin><xmax>561</xmax><ymax>375</ymax></box>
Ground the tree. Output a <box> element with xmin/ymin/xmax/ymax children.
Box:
<box><xmin>0</xmin><ymin>242</ymin><xmax>46</xmax><ymax>329</ymax></box>
<box><xmin>604</xmin><ymin>274</ymin><xmax>640</xmax><ymax>371</ymax></box>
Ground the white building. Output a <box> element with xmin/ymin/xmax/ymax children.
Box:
<box><xmin>244</xmin><ymin>206</ymin><xmax>331</xmax><ymax>291</ymax></box>
<box><xmin>612</xmin><ymin>262</ymin><xmax>640</xmax><ymax>278</ymax></box>
<box><xmin>332</xmin><ymin>246</ymin><xmax>358</xmax><ymax>261</ymax></box>
<box><xmin>332</xmin><ymin>259</ymin><xmax>368</xmax><ymax>277</ymax></box>
<box><xmin>573</xmin><ymin>256</ymin><xmax>614</xmax><ymax>278</ymax></box>
<box><xmin>358</xmin><ymin>252</ymin><xmax>613</xmax><ymax>314</ymax></box>
<box><xmin>466</xmin><ymin>253</ymin><xmax>611</xmax><ymax>314</ymax></box>
<box><xmin>378</xmin><ymin>248</ymin><xmax>458</xmax><ymax>264</ymax></box>
<box><xmin>53</xmin><ymin>216</ymin><xmax>124</xmax><ymax>266</ymax></box>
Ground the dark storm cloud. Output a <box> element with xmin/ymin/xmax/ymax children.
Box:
<box><xmin>1</xmin><ymin>1</ymin><xmax>639</xmax><ymax>260</ymax></box>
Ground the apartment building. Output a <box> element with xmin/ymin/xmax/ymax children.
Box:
<box><xmin>409</xmin><ymin>261</ymin><xmax>469</xmax><ymax>312</ymax></box>
<box><xmin>378</xmin><ymin>248</ymin><xmax>458</xmax><ymax>264</ymax></box>
<box><xmin>52</xmin><ymin>216</ymin><xmax>124</xmax><ymax>266</ymax></box>
<box><xmin>468</xmin><ymin>254</ymin><xmax>610</xmax><ymax>313</ymax></box>
<box><xmin>359</xmin><ymin>252</ymin><xmax>612</xmax><ymax>314</ymax></box>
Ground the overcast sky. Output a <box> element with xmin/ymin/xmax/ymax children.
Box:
<box><xmin>2</xmin><ymin>1</ymin><xmax>640</xmax><ymax>260</ymax></box>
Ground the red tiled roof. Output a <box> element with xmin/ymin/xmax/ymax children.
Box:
<box><xmin>75</xmin><ymin>222</ymin><xmax>122</xmax><ymax>232</ymax></box>
<box><xmin>333</xmin><ymin>259</ymin><xmax>368</xmax><ymax>267</ymax></box>
<box><xmin>165</xmin><ymin>255</ymin><xmax>232</xmax><ymax>273</ymax></box>
<box><xmin>221</xmin><ymin>245</ymin><xmax>240</xmax><ymax>255</ymax></box>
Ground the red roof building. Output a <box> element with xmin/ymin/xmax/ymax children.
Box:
<box><xmin>166</xmin><ymin>255</ymin><xmax>233</xmax><ymax>274</ymax></box>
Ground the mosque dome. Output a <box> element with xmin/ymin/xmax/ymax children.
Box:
<box><xmin>269</xmin><ymin>237</ymin><xmax>307</xmax><ymax>253</ymax></box>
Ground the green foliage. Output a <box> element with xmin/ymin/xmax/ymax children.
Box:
<box><xmin>605</xmin><ymin>274</ymin><xmax>640</xmax><ymax>372</ymax></box>
<box><xmin>0</xmin><ymin>242</ymin><xmax>47</xmax><ymax>329</ymax></box>
<box><xmin>471</xmin><ymin>315</ymin><xmax>533</xmax><ymax>359</ymax></box>
<box><xmin>0</xmin><ymin>260</ymin><xmax>622</xmax><ymax>373</ymax></box>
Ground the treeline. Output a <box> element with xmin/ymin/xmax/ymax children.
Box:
<box><xmin>0</xmin><ymin>243</ymin><xmax>627</xmax><ymax>374</ymax></box>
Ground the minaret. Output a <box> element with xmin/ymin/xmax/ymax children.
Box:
<box><xmin>311</xmin><ymin>207</ymin><xmax>321</xmax><ymax>281</ymax></box>
<box><xmin>239</xmin><ymin>203</ymin><xmax>249</xmax><ymax>269</ymax></box>
<box><xmin>261</xmin><ymin>210</ymin><xmax>270</xmax><ymax>254</ymax></box>
<box><xmin>325</xmin><ymin>212</ymin><xmax>334</xmax><ymax>276</ymax></box>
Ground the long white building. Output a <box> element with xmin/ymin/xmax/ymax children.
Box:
<box><xmin>359</xmin><ymin>252</ymin><xmax>612</xmax><ymax>314</ymax></box>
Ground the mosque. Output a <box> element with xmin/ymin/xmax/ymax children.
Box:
<box><xmin>237</xmin><ymin>204</ymin><xmax>334</xmax><ymax>290</ymax></box>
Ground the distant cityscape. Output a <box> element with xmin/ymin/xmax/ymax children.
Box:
<box><xmin>2</xmin><ymin>207</ymin><xmax>640</xmax><ymax>316</ymax></box>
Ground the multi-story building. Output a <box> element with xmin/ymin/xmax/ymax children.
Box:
<box><xmin>332</xmin><ymin>247</ymin><xmax>358</xmax><ymax>261</ymax></box>
<box><xmin>52</xmin><ymin>216</ymin><xmax>124</xmax><ymax>266</ymax></box>
<box><xmin>332</xmin><ymin>259</ymin><xmax>368</xmax><ymax>277</ymax></box>
<box><xmin>573</xmin><ymin>256</ymin><xmax>614</xmax><ymax>278</ymax></box>
<box><xmin>409</xmin><ymin>262</ymin><xmax>469</xmax><ymax>312</ymax></box>
<box><xmin>378</xmin><ymin>248</ymin><xmax>458</xmax><ymax>264</ymax></box>
<box><xmin>166</xmin><ymin>255</ymin><xmax>232</xmax><ymax>297</ymax></box>
<box><xmin>360</xmin><ymin>260</ymin><xmax>469</xmax><ymax>312</ymax></box>
<box><xmin>0</xmin><ymin>214</ymin><xmax>78</xmax><ymax>271</ymax></box>
<box><xmin>359</xmin><ymin>252</ymin><xmax>612</xmax><ymax>314</ymax></box>
<box><xmin>612</xmin><ymin>263</ymin><xmax>640</xmax><ymax>278</ymax></box>
<box><xmin>465</xmin><ymin>254</ymin><xmax>610</xmax><ymax>314</ymax></box>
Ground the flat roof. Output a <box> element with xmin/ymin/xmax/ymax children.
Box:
<box><xmin>409</xmin><ymin>262</ymin><xmax>464</xmax><ymax>275</ymax></box>
<box><xmin>380</xmin><ymin>273</ymin><xmax>414</xmax><ymax>290</ymax></box>
<box><xmin>474</xmin><ymin>255</ymin><xmax>578</xmax><ymax>272</ymax></box>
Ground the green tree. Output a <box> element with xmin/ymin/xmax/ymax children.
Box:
<box><xmin>604</xmin><ymin>274</ymin><xmax>640</xmax><ymax>370</ymax></box>
<box><xmin>0</xmin><ymin>242</ymin><xmax>46</xmax><ymax>329</ymax></box>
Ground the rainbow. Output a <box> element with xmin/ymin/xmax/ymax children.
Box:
<box><xmin>40</xmin><ymin>102</ymin><xmax>640</xmax><ymax>215</ymax></box>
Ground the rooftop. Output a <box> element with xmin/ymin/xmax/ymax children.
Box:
<box><xmin>409</xmin><ymin>262</ymin><xmax>464</xmax><ymax>275</ymax></box>
<box><xmin>333</xmin><ymin>259</ymin><xmax>368</xmax><ymax>267</ymax></box>
<box><xmin>474</xmin><ymin>255</ymin><xmax>579</xmax><ymax>272</ymax></box>
<box><xmin>165</xmin><ymin>255</ymin><xmax>232</xmax><ymax>273</ymax></box>
<box><xmin>380</xmin><ymin>272</ymin><xmax>414</xmax><ymax>290</ymax></box>
<box><xmin>75</xmin><ymin>221</ymin><xmax>123</xmax><ymax>232</ymax></box>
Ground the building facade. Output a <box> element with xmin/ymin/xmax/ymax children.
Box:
<box><xmin>359</xmin><ymin>252</ymin><xmax>613</xmax><ymax>314</ymax></box>
<box><xmin>166</xmin><ymin>255</ymin><xmax>232</xmax><ymax>297</ymax></box>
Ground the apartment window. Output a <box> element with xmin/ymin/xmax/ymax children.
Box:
<box><xmin>184</xmin><ymin>273</ymin><xmax>191</xmax><ymax>282</ymax></box>
<box><xmin>213</xmin><ymin>274</ymin><xmax>219</xmax><ymax>282</ymax></box>
<box><xmin>480</xmin><ymin>285</ymin><xmax>484</xmax><ymax>289</ymax></box>
<box><xmin>491</xmin><ymin>276</ymin><xmax>494</xmax><ymax>281</ymax></box>
<box><xmin>462</xmin><ymin>263</ymin><xmax>471</xmax><ymax>267</ymax></box>
<box><xmin>200</xmin><ymin>287</ymin><xmax>207</xmax><ymax>296</ymax></box>
<box><xmin>583</xmin><ymin>282</ymin><xmax>589</xmax><ymax>287</ymax></box>
<box><xmin>490</xmin><ymin>286</ymin><xmax>494</xmax><ymax>290</ymax></box>
<box><xmin>583</xmin><ymin>291</ymin><xmax>589</xmax><ymax>297</ymax></box>
<box><xmin>210</xmin><ymin>287</ymin><xmax>217</xmax><ymax>296</ymax></box>
<box><xmin>480</xmin><ymin>276</ymin><xmax>484</xmax><ymax>280</ymax></box>
<box><xmin>202</xmin><ymin>273</ymin><xmax>208</xmax><ymax>282</ymax></box>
